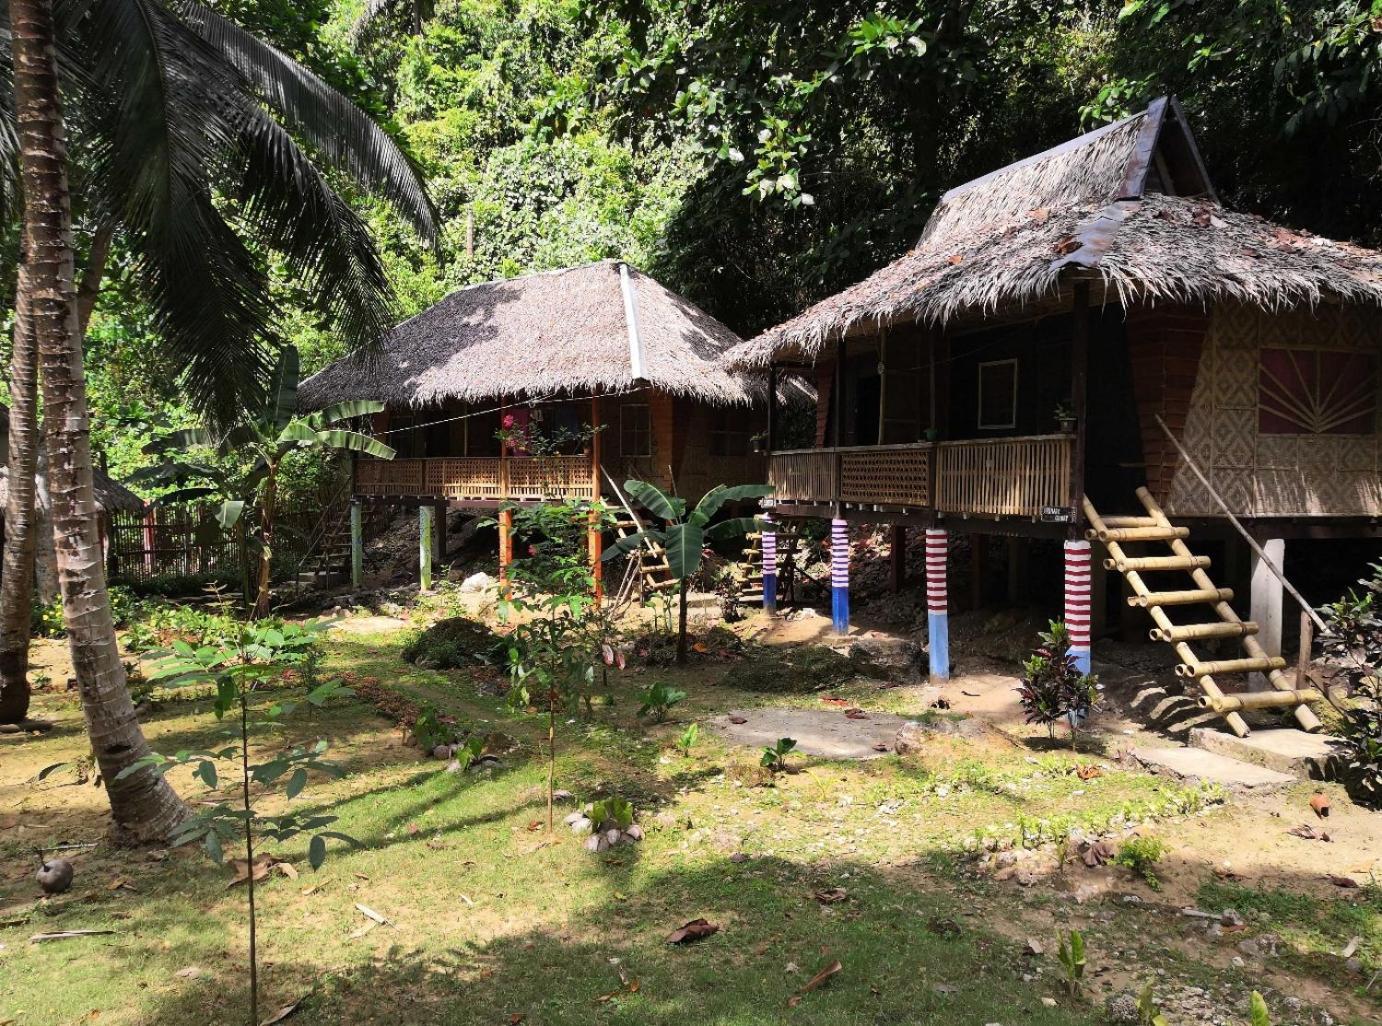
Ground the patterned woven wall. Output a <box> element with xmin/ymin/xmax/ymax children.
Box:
<box><xmin>1165</xmin><ymin>303</ymin><xmax>1382</xmax><ymax>518</ymax></box>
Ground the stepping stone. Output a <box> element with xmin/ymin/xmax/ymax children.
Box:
<box><xmin>1130</xmin><ymin>745</ymin><xmax>1295</xmax><ymax>789</ymax></box>
<box><xmin>1188</xmin><ymin>728</ymin><xmax>1344</xmax><ymax>780</ymax></box>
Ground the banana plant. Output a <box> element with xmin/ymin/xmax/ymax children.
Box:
<box><xmin>132</xmin><ymin>348</ymin><xmax>394</xmax><ymax>617</ymax></box>
<box><xmin>604</xmin><ymin>481</ymin><xmax>772</xmax><ymax>664</ymax></box>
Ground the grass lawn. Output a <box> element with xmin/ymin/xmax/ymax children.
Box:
<box><xmin>1</xmin><ymin>621</ymin><xmax>1378</xmax><ymax>1026</ymax></box>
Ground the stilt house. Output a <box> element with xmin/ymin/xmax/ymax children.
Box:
<box><xmin>727</xmin><ymin>97</ymin><xmax>1382</xmax><ymax>735</ymax></box>
<box><xmin>299</xmin><ymin>260</ymin><xmax>771</xmax><ymax>582</ymax></box>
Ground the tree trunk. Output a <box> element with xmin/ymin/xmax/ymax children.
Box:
<box><xmin>0</xmin><ymin>287</ymin><xmax>38</xmax><ymax>724</ymax></box>
<box><xmin>13</xmin><ymin>0</ymin><xmax>186</xmax><ymax>841</ymax></box>
<box><xmin>253</xmin><ymin>466</ymin><xmax>278</xmax><ymax>619</ymax></box>
<box><xmin>676</xmin><ymin>578</ymin><xmax>689</xmax><ymax>665</ymax></box>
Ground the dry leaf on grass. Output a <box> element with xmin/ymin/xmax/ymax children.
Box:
<box><xmin>820</xmin><ymin>697</ymin><xmax>849</xmax><ymax>707</ymax></box>
<box><xmin>227</xmin><ymin>854</ymin><xmax>281</xmax><ymax>888</ymax></box>
<box><xmin>1024</xmin><ymin>938</ymin><xmax>1045</xmax><ymax>956</ymax></box>
<box><xmin>507</xmin><ymin>1014</ymin><xmax>526</xmax><ymax>1024</ymax></box>
<box><xmin>666</xmin><ymin>918</ymin><xmax>719</xmax><ymax>944</ymax></box>
<box><xmin>1075</xmin><ymin>765</ymin><xmax>1102</xmax><ymax>780</ymax></box>
<box><xmin>107</xmin><ymin>878</ymin><xmax>138</xmax><ymax>893</ymax></box>
<box><xmin>257</xmin><ymin>996</ymin><xmax>305</xmax><ymax>1026</ymax></box>
<box><xmin>786</xmin><ymin>960</ymin><xmax>842</xmax><ymax>1007</ymax></box>
<box><xmin>813</xmin><ymin>888</ymin><xmax>848</xmax><ymax>905</ymax></box>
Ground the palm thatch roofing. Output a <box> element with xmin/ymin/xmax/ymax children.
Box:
<box><xmin>729</xmin><ymin>97</ymin><xmax>1382</xmax><ymax>368</ymax></box>
<box><xmin>0</xmin><ymin>404</ymin><xmax>145</xmax><ymax>514</ymax></box>
<box><xmin>299</xmin><ymin>259</ymin><xmax>757</xmax><ymax>408</ymax></box>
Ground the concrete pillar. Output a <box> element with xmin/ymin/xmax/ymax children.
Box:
<box><xmin>925</xmin><ymin>528</ymin><xmax>950</xmax><ymax>683</ymax></box>
<box><xmin>349</xmin><ymin>501</ymin><xmax>363</xmax><ymax>589</ymax></box>
<box><xmin>1249</xmin><ymin>537</ymin><xmax>1285</xmax><ymax>691</ymax></box>
<box><xmin>1064</xmin><ymin>539</ymin><xmax>1092</xmax><ymax>674</ymax></box>
<box><xmin>761</xmin><ymin>513</ymin><xmax>778</xmax><ymax>614</ymax></box>
<box><xmin>418</xmin><ymin>505</ymin><xmax>434</xmax><ymax>590</ymax></box>
<box><xmin>830</xmin><ymin>518</ymin><xmax>849</xmax><ymax>634</ymax></box>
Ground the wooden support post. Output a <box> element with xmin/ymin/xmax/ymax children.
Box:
<box><xmin>830</xmin><ymin>517</ymin><xmax>849</xmax><ymax>635</ymax></box>
<box><xmin>890</xmin><ymin>524</ymin><xmax>907</xmax><ymax>592</ymax></box>
<box><xmin>349</xmin><ymin>500</ymin><xmax>363</xmax><ymax>589</ymax></box>
<box><xmin>590</xmin><ymin>395</ymin><xmax>603</xmax><ymax>605</ymax></box>
<box><xmin>418</xmin><ymin>505</ymin><xmax>434</xmax><ymax>591</ymax></box>
<box><xmin>925</xmin><ymin>528</ymin><xmax>950</xmax><ymax>683</ymax></box>
<box><xmin>762</xmin><ymin>512</ymin><xmax>778</xmax><ymax>614</ymax></box>
<box><xmin>1249</xmin><ymin>538</ymin><xmax>1285</xmax><ymax>691</ymax></box>
<box><xmin>1296</xmin><ymin>609</ymin><xmax>1313</xmax><ymax>690</ymax></box>
<box><xmin>766</xmin><ymin>364</ymin><xmax>778</xmax><ymax>453</ymax></box>
<box><xmin>498</xmin><ymin>508</ymin><xmax>513</xmax><ymax>585</ymax></box>
<box><xmin>1064</xmin><ymin>538</ymin><xmax>1092</xmax><ymax>673</ymax></box>
<box><xmin>1069</xmin><ymin>281</ymin><xmax>1090</xmax><ymax>531</ymax></box>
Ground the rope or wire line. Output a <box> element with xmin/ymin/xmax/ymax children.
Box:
<box><xmin>370</xmin><ymin>387</ymin><xmax>636</xmax><ymax>437</ymax></box>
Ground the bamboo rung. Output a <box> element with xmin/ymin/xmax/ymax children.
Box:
<box><xmin>1108</xmin><ymin>554</ymin><xmax>1211</xmax><ymax>572</ymax></box>
<box><xmin>1176</xmin><ymin>655</ymin><xmax>1287</xmax><ymax>678</ymax></box>
<box><xmin>1199</xmin><ymin>688</ymin><xmax>1323</xmax><ymax>713</ymax></box>
<box><xmin>1151</xmin><ymin>621</ymin><xmax>1258</xmax><ymax>642</ymax></box>
<box><xmin>1129</xmin><ymin>587</ymin><xmax>1234</xmax><ymax>608</ymax></box>
<box><xmin>1100</xmin><ymin>515</ymin><xmax>1159</xmax><ymax>528</ymax></box>
<box><xmin>645</xmin><ymin>579</ymin><xmax>681</xmax><ymax>592</ymax></box>
<box><xmin>1089</xmin><ymin>526</ymin><xmax>1190</xmax><ymax>543</ymax></box>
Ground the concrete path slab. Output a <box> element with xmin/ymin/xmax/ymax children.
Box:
<box><xmin>1189</xmin><ymin>728</ymin><xmax>1343</xmax><ymax>780</ymax></box>
<box><xmin>713</xmin><ymin>708</ymin><xmax>911</xmax><ymax>760</ymax></box>
<box><xmin>1131</xmin><ymin>745</ymin><xmax>1295</xmax><ymax>789</ymax></box>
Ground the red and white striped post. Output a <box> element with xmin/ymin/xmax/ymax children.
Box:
<box><xmin>1063</xmin><ymin>539</ymin><xmax>1092</xmax><ymax>673</ymax></box>
<box><xmin>925</xmin><ymin>528</ymin><xmax>949</xmax><ymax>683</ymax></box>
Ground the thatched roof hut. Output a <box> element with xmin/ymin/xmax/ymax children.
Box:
<box><xmin>729</xmin><ymin>97</ymin><xmax>1382</xmax><ymax>368</ymax></box>
<box><xmin>0</xmin><ymin>403</ymin><xmax>144</xmax><ymax>515</ymax></box>
<box><xmin>300</xmin><ymin>259</ymin><xmax>755</xmax><ymax>408</ymax></box>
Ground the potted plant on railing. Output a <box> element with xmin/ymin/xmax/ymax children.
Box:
<box><xmin>1054</xmin><ymin>402</ymin><xmax>1076</xmax><ymax>434</ymax></box>
<box><xmin>924</xmin><ymin>426</ymin><xmax>940</xmax><ymax>442</ymax></box>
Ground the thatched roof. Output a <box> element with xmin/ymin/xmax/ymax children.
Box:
<box><xmin>729</xmin><ymin>97</ymin><xmax>1382</xmax><ymax>368</ymax></box>
<box><xmin>0</xmin><ymin>404</ymin><xmax>145</xmax><ymax>515</ymax></box>
<box><xmin>300</xmin><ymin>260</ymin><xmax>756</xmax><ymax>408</ymax></box>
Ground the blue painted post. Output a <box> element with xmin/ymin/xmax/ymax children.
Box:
<box><xmin>925</xmin><ymin>528</ymin><xmax>950</xmax><ymax>683</ymax></box>
<box><xmin>761</xmin><ymin>513</ymin><xmax>778</xmax><ymax>614</ymax></box>
<box><xmin>830</xmin><ymin>518</ymin><xmax>849</xmax><ymax>634</ymax></box>
<box><xmin>1064</xmin><ymin>538</ymin><xmax>1092</xmax><ymax>673</ymax></box>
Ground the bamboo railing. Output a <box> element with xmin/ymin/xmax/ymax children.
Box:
<box><xmin>354</xmin><ymin>454</ymin><xmax>595</xmax><ymax>502</ymax></box>
<box><xmin>934</xmin><ymin>434</ymin><xmax>1073</xmax><ymax>517</ymax></box>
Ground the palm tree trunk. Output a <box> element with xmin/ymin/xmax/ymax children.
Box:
<box><xmin>0</xmin><ymin>289</ymin><xmax>38</xmax><ymax>725</ymax></box>
<box><xmin>676</xmin><ymin>578</ymin><xmax>689</xmax><ymax>665</ymax></box>
<box><xmin>13</xmin><ymin>0</ymin><xmax>186</xmax><ymax>842</ymax></box>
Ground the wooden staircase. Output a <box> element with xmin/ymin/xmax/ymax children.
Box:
<box><xmin>600</xmin><ymin>470</ymin><xmax>677</xmax><ymax>598</ymax></box>
<box><xmin>735</xmin><ymin>527</ymin><xmax>806</xmax><ymax>607</ymax></box>
<box><xmin>295</xmin><ymin>500</ymin><xmax>354</xmax><ymax>587</ymax></box>
<box><xmin>1083</xmin><ymin>487</ymin><xmax>1323</xmax><ymax>738</ymax></box>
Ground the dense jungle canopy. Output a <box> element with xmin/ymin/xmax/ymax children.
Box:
<box><xmin>4</xmin><ymin>0</ymin><xmax>1380</xmax><ymax>482</ymax></box>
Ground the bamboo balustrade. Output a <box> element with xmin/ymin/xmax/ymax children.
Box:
<box><xmin>767</xmin><ymin>448</ymin><xmax>841</xmax><ymax>504</ymax></box>
<box><xmin>934</xmin><ymin>434</ymin><xmax>1073</xmax><ymax>517</ymax></box>
<box><xmin>354</xmin><ymin>454</ymin><xmax>595</xmax><ymax>502</ymax></box>
<box><xmin>839</xmin><ymin>444</ymin><xmax>931</xmax><ymax>506</ymax></box>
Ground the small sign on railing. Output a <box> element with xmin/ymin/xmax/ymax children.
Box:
<box><xmin>1039</xmin><ymin>505</ymin><xmax>1076</xmax><ymax>523</ymax></box>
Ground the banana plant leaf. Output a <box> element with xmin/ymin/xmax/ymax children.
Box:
<box><xmin>276</xmin><ymin>420</ymin><xmax>319</xmax><ymax>446</ymax></box>
<box><xmin>624</xmin><ymin>480</ymin><xmax>685</xmax><ymax>522</ymax></box>
<box><xmin>142</xmin><ymin>428</ymin><xmax>216</xmax><ymax>455</ymax></box>
<box><xmin>310</xmin><ymin>400</ymin><xmax>386</xmax><ymax>427</ymax></box>
<box><xmin>690</xmin><ymin>483</ymin><xmax>775</xmax><ymax>526</ymax></box>
<box><xmin>661</xmin><ymin>522</ymin><xmax>704</xmax><ymax>581</ymax></box>
<box><xmin>316</xmin><ymin>429</ymin><xmax>395</xmax><ymax>459</ymax></box>
<box><xmin>601</xmin><ymin>528</ymin><xmax>665</xmax><ymax>560</ymax></box>
<box><xmin>151</xmin><ymin>486</ymin><xmax>219</xmax><ymax>507</ymax></box>
<box><xmin>216</xmin><ymin>499</ymin><xmax>246</xmax><ymax>529</ymax></box>
<box><xmin>269</xmin><ymin>347</ymin><xmax>300</xmax><ymax>431</ymax></box>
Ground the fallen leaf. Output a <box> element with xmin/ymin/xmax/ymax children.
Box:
<box><xmin>1082</xmin><ymin>840</ymin><xmax>1116</xmax><ymax>867</ymax></box>
<box><xmin>228</xmin><ymin>854</ymin><xmax>281</xmax><ymax>888</ymax></box>
<box><xmin>1286</xmin><ymin>823</ymin><xmax>1330</xmax><ymax>842</ymax></box>
<box><xmin>276</xmin><ymin>864</ymin><xmax>298</xmax><ymax>881</ymax></box>
<box><xmin>872</xmin><ymin>743</ymin><xmax>890</xmax><ymax>753</ymax></box>
<box><xmin>1310</xmin><ymin>793</ymin><xmax>1331</xmax><ymax>818</ymax></box>
<box><xmin>257</xmin><ymin>996</ymin><xmax>305</xmax><ymax>1026</ymax></box>
<box><xmin>692</xmin><ymin>642</ymin><xmax>709</xmax><ymax>653</ymax></box>
<box><xmin>1342</xmin><ymin>936</ymin><xmax>1362</xmax><ymax>959</ymax></box>
<box><xmin>820</xmin><ymin>697</ymin><xmax>849</xmax><ymax>707</ymax></box>
<box><xmin>507</xmin><ymin>1014</ymin><xmax>525</xmax><ymax>1024</ymax></box>
<box><xmin>301</xmin><ymin>884</ymin><xmax>323</xmax><ymax>896</ymax></box>
<box><xmin>107</xmin><ymin>878</ymin><xmax>138</xmax><ymax>893</ymax></box>
<box><xmin>174</xmin><ymin>966</ymin><xmax>210</xmax><ymax>981</ymax></box>
<box><xmin>787</xmin><ymin>960</ymin><xmax>842</xmax><ymax>1007</ymax></box>
<box><xmin>525</xmin><ymin>821</ymin><xmax>542</xmax><ymax>832</ymax></box>
<box><xmin>1326</xmin><ymin>874</ymin><xmax>1359</xmax><ymax>889</ymax></box>
<box><xmin>729</xmin><ymin>716</ymin><xmax>748</xmax><ymax>725</ymax></box>
<box><xmin>347</xmin><ymin>921</ymin><xmax>378</xmax><ymax>940</ymax></box>
<box><xmin>1075</xmin><ymin>765</ymin><xmax>1102</xmax><ymax>781</ymax></box>
<box><xmin>355</xmin><ymin>903</ymin><xmax>393</xmax><ymax>926</ymax></box>
<box><xmin>1053</xmin><ymin>236</ymin><xmax>1080</xmax><ymax>256</ymax></box>
<box><xmin>946</xmin><ymin>254</ymin><xmax>963</xmax><ymax>265</ymax></box>
<box><xmin>666</xmin><ymin>918</ymin><xmax>719</xmax><ymax>944</ymax></box>
<box><xmin>29</xmin><ymin>930</ymin><xmax>116</xmax><ymax>943</ymax></box>
<box><xmin>843</xmin><ymin>708</ymin><xmax>869</xmax><ymax>720</ymax></box>
<box><xmin>813</xmin><ymin>887</ymin><xmax>848</xmax><ymax>905</ymax></box>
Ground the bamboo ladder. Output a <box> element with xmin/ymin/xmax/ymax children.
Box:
<box><xmin>601</xmin><ymin>468</ymin><xmax>678</xmax><ymax>597</ymax></box>
<box><xmin>1083</xmin><ymin>487</ymin><xmax>1323</xmax><ymax>738</ymax></box>
<box><xmin>736</xmin><ymin>525</ymin><xmax>805</xmax><ymax>607</ymax></box>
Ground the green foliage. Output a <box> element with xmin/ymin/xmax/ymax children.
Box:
<box><xmin>1056</xmin><ymin>928</ymin><xmax>1086</xmax><ymax>996</ymax></box>
<box><xmin>1137</xmin><ymin>981</ymin><xmax>1169</xmax><ymax>1026</ymax></box>
<box><xmin>636</xmin><ymin>681</ymin><xmax>686</xmax><ymax>722</ymax></box>
<box><xmin>1112</xmin><ymin>835</ymin><xmax>1168</xmax><ymax>890</ymax></box>
<box><xmin>122</xmin><ymin>601</ymin><xmax>245</xmax><ymax>655</ymax></box>
<box><xmin>1016</xmin><ymin>620</ymin><xmax>1101</xmax><ymax>743</ymax></box>
<box><xmin>760</xmin><ymin>736</ymin><xmax>797</xmax><ymax>773</ymax></box>
<box><xmin>586</xmin><ymin>796</ymin><xmax>635</xmax><ymax>832</ymax></box>
<box><xmin>1249</xmin><ymin>991</ymin><xmax>1270</xmax><ymax>1026</ymax></box>
<box><xmin>676</xmin><ymin>721</ymin><xmax>700</xmax><ymax>757</ymax></box>
<box><xmin>410</xmin><ymin>704</ymin><xmax>456</xmax><ymax>751</ymax></box>
<box><xmin>401</xmin><ymin>615</ymin><xmax>504</xmax><ymax>669</ymax></box>
<box><xmin>1320</xmin><ymin>562</ymin><xmax>1382</xmax><ymax>801</ymax></box>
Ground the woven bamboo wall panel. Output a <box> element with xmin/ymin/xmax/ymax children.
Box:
<box><xmin>429</xmin><ymin>458</ymin><xmax>503</xmax><ymax>500</ymax></box>
<box><xmin>1165</xmin><ymin>302</ymin><xmax>1382</xmax><ymax>518</ymax></box>
<box><xmin>934</xmin><ymin>435</ymin><xmax>1072</xmax><ymax>516</ymax></box>
<box><xmin>507</xmin><ymin>456</ymin><xmax>596</xmax><ymax>501</ymax></box>
<box><xmin>356</xmin><ymin>458</ymin><xmax>425</xmax><ymax>495</ymax></box>
<box><xmin>839</xmin><ymin>447</ymin><xmax>930</xmax><ymax>506</ymax></box>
